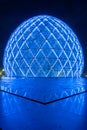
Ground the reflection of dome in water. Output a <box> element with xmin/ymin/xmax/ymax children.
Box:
<box><xmin>3</xmin><ymin>15</ymin><xmax>84</xmax><ymax>77</ymax></box>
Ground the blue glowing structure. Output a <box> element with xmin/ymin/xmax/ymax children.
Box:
<box><xmin>3</xmin><ymin>15</ymin><xmax>84</xmax><ymax>77</ymax></box>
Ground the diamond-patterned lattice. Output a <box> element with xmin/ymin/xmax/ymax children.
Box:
<box><xmin>3</xmin><ymin>15</ymin><xmax>84</xmax><ymax>77</ymax></box>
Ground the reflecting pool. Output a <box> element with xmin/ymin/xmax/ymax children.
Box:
<box><xmin>0</xmin><ymin>78</ymin><xmax>87</xmax><ymax>130</ymax></box>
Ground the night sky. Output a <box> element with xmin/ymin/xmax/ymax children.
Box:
<box><xmin>0</xmin><ymin>0</ymin><xmax>87</xmax><ymax>73</ymax></box>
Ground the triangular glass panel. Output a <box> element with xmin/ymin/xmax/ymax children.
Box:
<box><xmin>20</xmin><ymin>59</ymin><xmax>28</xmax><ymax>69</ymax></box>
<box><xmin>36</xmin><ymin>69</ymin><xmax>45</xmax><ymax>77</ymax></box>
<box><xmin>48</xmin><ymin>35</ymin><xmax>56</xmax><ymax>48</ymax></box>
<box><xmin>60</xmin><ymin>59</ymin><xmax>67</xmax><ymax>67</ymax></box>
<box><xmin>25</xmin><ymin>58</ymin><xmax>33</xmax><ymax>66</ymax></box>
<box><xmin>47</xmin><ymin>57</ymin><xmax>57</xmax><ymax>66</ymax></box>
<box><xmin>72</xmin><ymin>63</ymin><xmax>77</xmax><ymax>71</ymax></box>
<box><xmin>36</xmin><ymin>51</ymin><xmax>45</xmax><ymax>59</ymax></box>
<box><xmin>21</xmin><ymin>42</ymin><xmax>29</xmax><ymax>50</ymax></box>
<box><xmin>23</xmin><ymin>30</ymin><xmax>30</xmax><ymax>39</ymax></box>
<box><xmin>62</xmin><ymin>30</ymin><xmax>67</xmax><ymax>40</ymax></box>
<box><xmin>53</xmin><ymin>40</ymin><xmax>62</xmax><ymax>50</ymax></box>
<box><xmin>13</xmin><ymin>61</ymin><xmax>19</xmax><ymax>69</ymax></box>
<box><xmin>30</xmin><ymin>41</ymin><xmax>38</xmax><ymax>49</ymax></box>
<box><xmin>42</xmin><ymin>41</ymin><xmax>51</xmax><ymax>49</ymax></box>
<box><xmin>64</xmin><ymin>43</ymin><xmax>71</xmax><ymax>51</ymax></box>
<box><xmin>22</xmin><ymin>67</ymin><xmax>29</xmax><ymax>75</ymax></box>
<box><xmin>31</xmin><ymin>48</ymin><xmax>39</xmax><ymax>56</ymax></box>
<box><xmin>36</xmin><ymin>58</ymin><xmax>45</xmax><ymax>66</ymax></box>
<box><xmin>29</xmin><ymin>23</ymin><xmax>36</xmax><ymax>32</ymax></box>
<box><xmin>15</xmin><ymin>58</ymin><xmax>23</xmax><ymax>67</ymax></box>
<box><xmin>36</xmin><ymin>34</ymin><xmax>45</xmax><ymax>47</ymax></box>
<box><xmin>64</xmin><ymin>50</ymin><xmax>71</xmax><ymax>57</ymax></box>
<box><xmin>15</xmin><ymin>52</ymin><xmax>22</xmax><ymax>60</ymax></box>
<box><xmin>42</xmin><ymin>60</ymin><xmax>51</xmax><ymax>70</ymax></box>
<box><xmin>54</xmin><ymin>62</ymin><xmax>61</xmax><ymax>71</ymax></box>
<box><xmin>10</xmin><ymin>54</ymin><xmax>14</xmax><ymax>61</ymax></box>
<box><xmin>59</xmin><ymin>37</ymin><xmax>66</xmax><ymax>47</ymax></box>
<box><xmin>73</xmin><ymin>47</ymin><xmax>77</xmax><ymax>56</ymax></box>
<box><xmin>38</xmin><ymin>23</ymin><xmax>45</xmax><ymax>32</ymax></box>
<box><xmin>47</xmin><ymin>69</ymin><xmax>58</xmax><ymax>77</ymax></box>
<box><xmin>53</xmin><ymin>29</ymin><xmax>60</xmax><ymax>39</ymax></box>
<box><xmin>59</xmin><ymin>51</ymin><xmax>67</xmax><ymax>59</ymax></box>
<box><xmin>58</xmin><ymin>71</ymin><xmax>65</xmax><ymax>77</ymax></box>
<box><xmin>64</xmin><ymin>62</ymin><xmax>70</xmax><ymax>69</ymax></box>
<box><xmin>67</xmin><ymin>70</ymin><xmax>73</xmax><ymax>77</ymax></box>
<box><xmin>26</xmin><ymin>70</ymin><xmax>34</xmax><ymax>77</ymax></box>
<box><xmin>48</xmin><ymin>51</ymin><xmax>57</xmax><ymax>59</ymax></box>
<box><xmin>69</xmin><ymin>53</ymin><xmax>75</xmax><ymax>61</ymax></box>
<box><xmin>42</xmin><ymin>27</ymin><xmax>50</xmax><ymax>39</ymax></box>
<box><xmin>17</xmin><ymin>38</ymin><xmax>24</xmax><ymax>48</ymax></box>
<box><xmin>13</xmin><ymin>46</ymin><xmax>19</xmax><ymax>55</ymax></box>
<box><xmin>31</xmin><ymin>60</ymin><xmax>39</xmax><ymax>70</ymax></box>
<box><xmin>15</xmin><ymin>68</ymin><xmax>23</xmax><ymax>77</ymax></box>
<box><xmin>42</xmin><ymin>48</ymin><xmax>51</xmax><ymax>56</ymax></box>
<box><xmin>67</xmin><ymin>38</ymin><xmax>73</xmax><ymax>48</ymax></box>
<box><xmin>32</xmin><ymin>29</ymin><xmax>40</xmax><ymax>38</ymax></box>
<box><xmin>24</xmin><ymin>50</ymin><xmax>33</xmax><ymax>59</ymax></box>
<box><xmin>54</xmin><ymin>49</ymin><xmax>62</xmax><ymax>57</ymax></box>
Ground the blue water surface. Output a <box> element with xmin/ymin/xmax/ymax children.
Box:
<box><xmin>0</xmin><ymin>77</ymin><xmax>87</xmax><ymax>130</ymax></box>
<box><xmin>0</xmin><ymin>77</ymin><xmax>87</xmax><ymax>103</ymax></box>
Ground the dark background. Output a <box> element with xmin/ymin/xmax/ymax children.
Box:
<box><xmin>0</xmin><ymin>0</ymin><xmax>87</xmax><ymax>73</ymax></box>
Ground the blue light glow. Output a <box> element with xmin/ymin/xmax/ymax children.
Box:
<box><xmin>3</xmin><ymin>15</ymin><xmax>84</xmax><ymax>77</ymax></box>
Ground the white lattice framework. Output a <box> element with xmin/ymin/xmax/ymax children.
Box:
<box><xmin>3</xmin><ymin>15</ymin><xmax>84</xmax><ymax>77</ymax></box>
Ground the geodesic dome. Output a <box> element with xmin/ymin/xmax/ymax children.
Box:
<box><xmin>3</xmin><ymin>15</ymin><xmax>84</xmax><ymax>77</ymax></box>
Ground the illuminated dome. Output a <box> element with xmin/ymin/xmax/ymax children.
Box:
<box><xmin>3</xmin><ymin>15</ymin><xmax>84</xmax><ymax>77</ymax></box>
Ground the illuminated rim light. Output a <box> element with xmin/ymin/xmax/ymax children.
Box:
<box><xmin>3</xmin><ymin>15</ymin><xmax>84</xmax><ymax>77</ymax></box>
